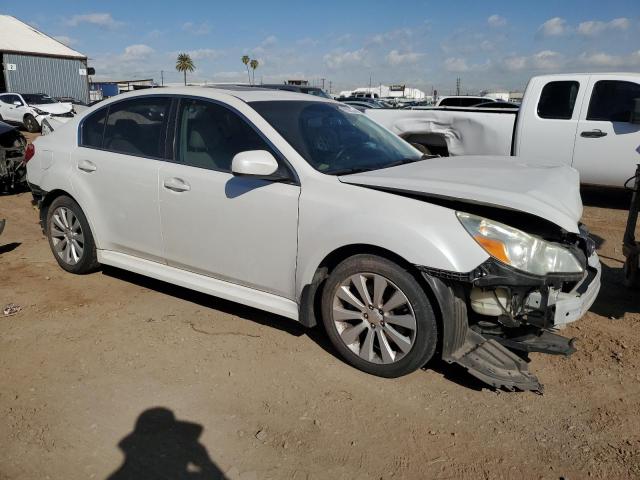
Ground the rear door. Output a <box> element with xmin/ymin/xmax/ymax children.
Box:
<box><xmin>515</xmin><ymin>77</ymin><xmax>588</xmax><ymax>164</ymax></box>
<box><xmin>572</xmin><ymin>75</ymin><xmax>640</xmax><ymax>187</ymax></box>
<box><xmin>158</xmin><ymin>96</ymin><xmax>300</xmax><ymax>299</ymax></box>
<box><xmin>70</xmin><ymin>96</ymin><xmax>170</xmax><ymax>261</ymax></box>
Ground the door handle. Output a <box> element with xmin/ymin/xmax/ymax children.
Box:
<box><xmin>163</xmin><ymin>177</ymin><xmax>191</xmax><ymax>192</ymax></box>
<box><xmin>580</xmin><ymin>129</ymin><xmax>607</xmax><ymax>138</ymax></box>
<box><xmin>77</xmin><ymin>160</ymin><xmax>97</xmax><ymax>172</ymax></box>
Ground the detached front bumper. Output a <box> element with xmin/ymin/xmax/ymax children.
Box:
<box><xmin>419</xmin><ymin>252</ymin><xmax>601</xmax><ymax>392</ymax></box>
<box><xmin>532</xmin><ymin>253</ymin><xmax>601</xmax><ymax>328</ymax></box>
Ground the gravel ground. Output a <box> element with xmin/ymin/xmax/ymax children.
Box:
<box><xmin>1</xmin><ymin>184</ymin><xmax>639</xmax><ymax>480</ymax></box>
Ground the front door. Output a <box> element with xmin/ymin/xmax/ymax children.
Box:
<box><xmin>158</xmin><ymin>97</ymin><xmax>300</xmax><ymax>299</ymax></box>
<box><xmin>0</xmin><ymin>94</ymin><xmax>27</xmax><ymax>123</ymax></box>
<box><xmin>70</xmin><ymin>96</ymin><xmax>170</xmax><ymax>261</ymax></box>
<box><xmin>572</xmin><ymin>76</ymin><xmax>640</xmax><ymax>187</ymax></box>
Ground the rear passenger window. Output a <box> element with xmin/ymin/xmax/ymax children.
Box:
<box><xmin>176</xmin><ymin>98</ymin><xmax>273</xmax><ymax>172</ymax></box>
<box><xmin>537</xmin><ymin>81</ymin><xmax>579</xmax><ymax>120</ymax></box>
<box><xmin>80</xmin><ymin>108</ymin><xmax>107</xmax><ymax>148</ymax></box>
<box><xmin>103</xmin><ymin>97</ymin><xmax>170</xmax><ymax>158</ymax></box>
<box><xmin>587</xmin><ymin>80</ymin><xmax>640</xmax><ymax>122</ymax></box>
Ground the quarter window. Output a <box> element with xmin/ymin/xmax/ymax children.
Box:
<box><xmin>537</xmin><ymin>81</ymin><xmax>579</xmax><ymax>120</ymax></box>
<box><xmin>587</xmin><ymin>80</ymin><xmax>640</xmax><ymax>122</ymax></box>
<box><xmin>102</xmin><ymin>97</ymin><xmax>170</xmax><ymax>158</ymax></box>
<box><xmin>176</xmin><ymin>98</ymin><xmax>273</xmax><ymax>172</ymax></box>
<box><xmin>80</xmin><ymin>107</ymin><xmax>107</xmax><ymax>148</ymax></box>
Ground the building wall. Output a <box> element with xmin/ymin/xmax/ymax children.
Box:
<box><xmin>2</xmin><ymin>53</ymin><xmax>89</xmax><ymax>102</ymax></box>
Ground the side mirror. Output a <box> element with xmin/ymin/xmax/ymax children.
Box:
<box><xmin>631</xmin><ymin>98</ymin><xmax>640</xmax><ymax>124</ymax></box>
<box><xmin>13</xmin><ymin>100</ymin><xmax>22</xmax><ymax>106</ymax></box>
<box><xmin>231</xmin><ymin>150</ymin><xmax>282</xmax><ymax>179</ymax></box>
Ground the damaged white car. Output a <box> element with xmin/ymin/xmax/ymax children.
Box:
<box><xmin>25</xmin><ymin>87</ymin><xmax>601</xmax><ymax>391</ymax></box>
<box><xmin>0</xmin><ymin>93</ymin><xmax>74</xmax><ymax>133</ymax></box>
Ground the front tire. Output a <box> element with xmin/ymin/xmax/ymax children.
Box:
<box><xmin>321</xmin><ymin>254</ymin><xmax>438</xmax><ymax>378</ymax></box>
<box><xmin>24</xmin><ymin>114</ymin><xmax>40</xmax><ymax>133</ymax></box>
<box><xmin>46</xmin><ymin>196</ymin><xmax>99</xmax><ymax>274</ymax></box>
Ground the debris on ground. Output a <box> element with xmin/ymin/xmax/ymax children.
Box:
<box><xmin>3</xmin><ymin>303</ymin><xmax>22</xmax><ymax>316</ymax></box>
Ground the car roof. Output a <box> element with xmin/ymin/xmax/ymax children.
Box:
<box><xmin>96</xmin><ymin>86</ymin><xmax>335</xmax><ymax>104</ymax></box>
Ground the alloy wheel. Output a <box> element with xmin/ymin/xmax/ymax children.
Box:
<box><xmin>49</xmin><ymin>206</ymin><xmax>85</xmax><ymax>265</ymax></box>
<box><xmin>331</xmin><ymin>272</ymin><xmax>417</xmax><ymax>364</ymax></box>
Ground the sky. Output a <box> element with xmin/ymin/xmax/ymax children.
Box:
<box><xmin>4</xmin><ymin>0</ymin><xmax>640</xmax><ymax>94</ymax></box>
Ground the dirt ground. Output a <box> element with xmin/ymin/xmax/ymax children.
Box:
<box><xmin>1</xmin><ymin>182</ymin><xmax>639</xmax><ymax>479</ymax></box>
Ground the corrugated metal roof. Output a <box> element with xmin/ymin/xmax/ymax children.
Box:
<box><xmin>0</xmin><ymin>15</ymin><xmax>86</xmax><ymax>59</ymax></box>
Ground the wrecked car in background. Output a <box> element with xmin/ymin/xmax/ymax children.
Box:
<box><xmin>0</xmin><ymin>93</ymin><xmax>74</xmax><ymax>133</ymax></box>
<box><xmin>0</xmin><ymin>120</ymin><xmax>26</xmax><ymax>192</ymax></box>
<box><xmin>367</xmin><ymin>73</ymin><xmax>640</xmax><ymax>188</ymax></box>
<box><xmin>26</xmin><ymin>87</ymin><xmax>600</xmax><ymax>391</ymax></box>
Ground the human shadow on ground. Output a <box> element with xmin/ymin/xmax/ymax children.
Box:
<box><xmin>0</xmin><ymin>241</ymin><xmax>20</xmax><ymax>254</ymax></box>
<box><xmin>107</xmin><ymin>407</ymin><xmax>226</xmax><ymax>480</ymax></box>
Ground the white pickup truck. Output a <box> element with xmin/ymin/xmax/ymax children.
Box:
<box><xmin>367</xmin><ymin>73</ymin><xmax>640</xmax><ymax>187</ymax></box>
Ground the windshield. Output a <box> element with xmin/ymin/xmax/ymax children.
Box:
<box><xmin>22</xmin><ymin>94</ymin><xmax>56</xmax><ymax>105</ymax></box>
<box><xmin>250</xmin><ymin>100</ymin><xmax>422</xmax><ymax>175</ymax></box>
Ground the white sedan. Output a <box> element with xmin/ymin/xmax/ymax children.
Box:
<box><xmin>0</xmin><ymin>93</ymin><xmax>74</xmax><ymax>132</ymax></box>
<box><xmin>24</xmin><ymin>87</ymin><xmax>601</xmax><ymax>391</ymax></box>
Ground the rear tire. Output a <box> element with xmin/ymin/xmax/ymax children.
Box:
<box><xmin>321</xmin><ymin>254</ymin><xmax>438</xmax><ymax>378</ymax></box>
<box><xmin>24</xmin><ymin>114</ymin><xmax>40</xmax><ymax>133</ymax></box>
<box><xmin>45</xmin><ymin>196</ymin><xmax>99</xmax><ymax>274</ymax></box>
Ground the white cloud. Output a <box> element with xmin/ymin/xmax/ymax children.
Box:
<box><xmin>577</xmin><ymin>17</ymin><xmax>631</xmax><ymax>36</ymax></box>
<box><xmin>531</xmin><ymin>50</ymin><xmax>562</xmax><ymax>70</ymax></box>
<box><xmin>182</xmin><ymin>22</ymin><xmax>211</xmax><ymax>35</ymax></box>
<box><xmin>487</xmin><ymin>15</ymin><xmax>507</xmax><ymax>28</ymax></box>
<box><xmin>323</xmin><ymin>49</ymin><xmax>368</xmax><ymax>69</ymax></box>
<box><xmin>501</xmin><ymin>51</ymin><xmax>562</xmax><ymax>72</ymax></box>
<box><xmin>503</xmin><ymin>56</ymin><xmax>527</xmax><ymax>71</ymax></box>
<box><xmin>369</xmin><ymin>28</ymin><xmax>413</xmax><ymax>45</ymax></box>
<box><xmin>386</xmin><ymin>50</ymin><xmax>424</xmax><ymax>66</ymax></box>
<box><xmin>444</xmin><ymin>57</ymin><xmax>469</xmax><ymax>72</ymax></box>
<box><xmin>184</xmin><ymin>49</ymin><xmax>224</xmax><ymax>61</ymax></box>
<box><xmin>66</xmin><ymin>13</ymin><xmax>122</xmax><ymax>29</ymax></box>
<box><xmin>261</xmin><ymin>35</ymin><xmax>278</xmax><ymax>47</ymax></box>
<box><xmin>53</xmin><ymin>36</ymin><xmax>77</xmax><ymax>47</ymax></box>
<box><xmin>120</xmin><ymin>44</ymin><xmax>154</xmax><ymax>62</ymax></box>
<box><xmin>577</xmin><ymin>51</ymin><xmax>640</xmax><ymax>68</ymax></box>
<box><xmin>538</xmin><ymin>17</ymin><xmax>568</xmax><ymax>37</ymax></box>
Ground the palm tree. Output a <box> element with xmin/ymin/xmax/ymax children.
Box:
<box><xmin>249</xmin><ymin>59</ymin><xmax>259</xmax><ymax>86</ymax></box>
<box><xmin>175</xmin><ymin>53</ymin><xmax>195</xmax><ymax>86</ymax></box>
<box><xmin>241</xmin><ymin>55</ymin><xmax>251</xmax><ymax>85</ymax></box>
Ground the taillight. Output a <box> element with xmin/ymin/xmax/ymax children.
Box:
<box><xmin>23</xmin><ymin>143</ymin><xmax>35</xmax><ymax>163</ymax></box>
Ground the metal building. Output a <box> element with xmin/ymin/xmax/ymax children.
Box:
<box><xmin>0</xmin><ymin>15</ymin><xmax>89</xmax><ymax>103</ymax></box>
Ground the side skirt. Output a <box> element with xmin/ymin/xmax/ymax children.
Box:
<box><xmin>97</xmin><ymin>250</ymin><xmax>300</xmax><ymax>321</ymax></box>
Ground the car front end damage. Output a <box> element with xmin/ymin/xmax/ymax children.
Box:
<box><xmin>420</xmin><ymin>222</ymin><xmax>600</xmax><ymax>392</ymax></box>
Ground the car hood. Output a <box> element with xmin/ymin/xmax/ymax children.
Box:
<box><xmin>339</xmin><ymin>156</ymin><xmax>583</xmax><ymax>233</ymax></box>
<box><xmin>30</xmin><ymin>103</ymin><xmax>72</xmax><ymax>115</ymax></box>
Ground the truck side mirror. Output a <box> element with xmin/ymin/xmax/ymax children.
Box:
<box><xmin>631</xmin><ymin>98</ymin><xmax>640</xmax><ymax>124</ymax></box>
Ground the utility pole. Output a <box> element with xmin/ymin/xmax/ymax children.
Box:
<box><xmin>329</xmin><ymin>80</ymin><xmax>332</xmax><ymax>94</ymax></box>
<box><xmin>456</xmin><ymin>77</ymin><xmax>461</xmax><ymax>96</ymax></box>
<box><xmin>321</xmin><ymin>78</ymin><xmax>325</xmax><ymax>90</ymax></box>
<box><xmin>369</xmin><ymin>74</ymin><xmax>372</xmax><ymax>91</ymax></box>
<box><xmin>160</xmin><ymin>70</ymin><xmax>164</xmax><ymax>86</ymax></box>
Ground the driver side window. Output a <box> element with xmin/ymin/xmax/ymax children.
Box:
<box><xmin>176</xmin><ymin>98</ymin><xmax>274</xmax><ymax>173</ymax></box>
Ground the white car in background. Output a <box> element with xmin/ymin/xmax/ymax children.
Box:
<box><xmin>25</xmin><ymin>87</ymin><xmax>601</xmax><ymax>391</ymax></box>
<box><xmin>0</xmin><ymin>93</ymin><xmax>74</xmax><ymax>133</ymax></box>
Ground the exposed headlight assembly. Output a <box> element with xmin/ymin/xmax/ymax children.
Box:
<box><xmin>457</xmin><ymin>212</ymin><xmax>583</xmax><ymax>275</ymax></box>
<box><xmin>32</xmin><ymin>107</ymin><xmax>49</xmax><ymax>116</ymax></box>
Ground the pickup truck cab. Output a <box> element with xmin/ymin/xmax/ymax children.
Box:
<box><xmin>367</xmin><ymin>73</ymin><xmax>640</xmax><ymax>187</ymax></box>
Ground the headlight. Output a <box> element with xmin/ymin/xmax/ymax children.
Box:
<box><xmin>456</xmin><ymin>212</ymin><xmax>583</xmax><ymax>275</ymax></box>
<box><xmin>32</xmin><ymin>107</ymin><xmax>48</xmax><ymax>116</ymax></box>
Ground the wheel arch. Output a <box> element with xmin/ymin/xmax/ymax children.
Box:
<box><xmin>298</xmin><ymin>243</ymin><xmax>447</xmax><ymax>344</ymax></box>
<box><xmin>39</xmin><ymin>189</ymin><xmax>80</xmax><ymax>232</ymax></box>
